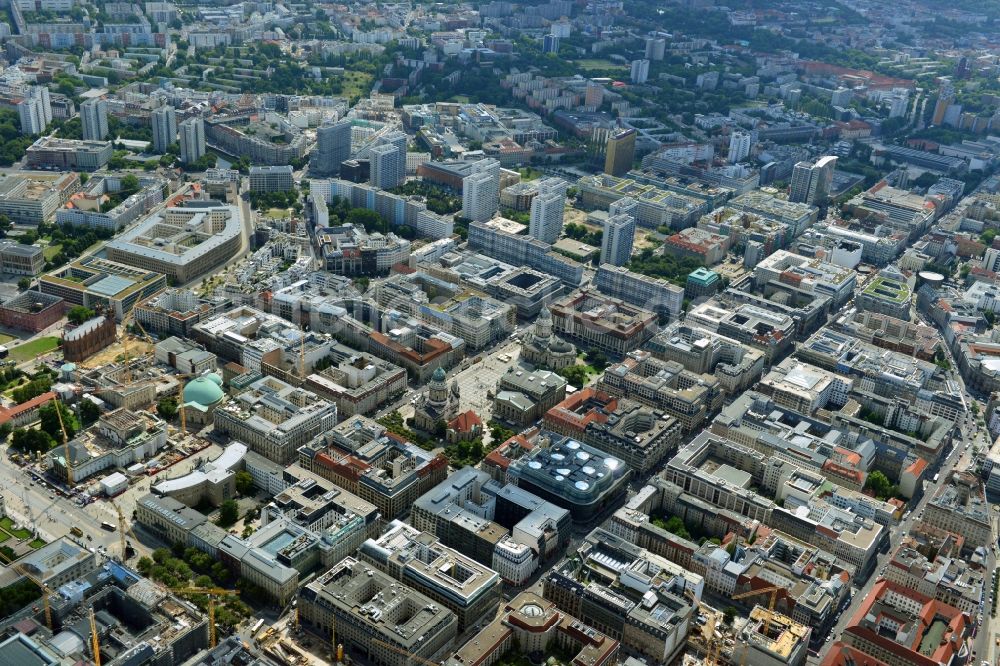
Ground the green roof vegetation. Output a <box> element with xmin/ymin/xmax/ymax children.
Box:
<box><xmin>862</xmin><ymin>277</ymin><xmax>909</xmax><ymax>303</ymax></box>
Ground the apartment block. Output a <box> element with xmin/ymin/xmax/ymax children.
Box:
<box><xmin>299</xmin><ymin>557</ymin><xmax>458</xmax><ymax>666</ymax></box>
<box><xmin>549</xmin><ymin>289</ymin><xmax>658</xmax><ymax>357</ymax></box>
<box><xmin>598</xmin><ymin>350</ymin><xmax>723</xmax><ymax>432</ymax></box>
<box><xmin>357</xmin><ymin>520</ymin><xmax>502</xmax><ymax>632</ymax></box>
<box><xmin>594</xmin><ymin>264</ymin><xmax>684</xmax><ymax>320</ymax></box>
<box><xmin>213</xmin><ymin>375</ymin><xmax>337</xmax><ymax>464</ymax></box>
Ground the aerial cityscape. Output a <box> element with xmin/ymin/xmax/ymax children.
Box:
<box><xmin>0</xmin><ymin>0</ymin><xmax>995</xmax><ymax>665</ymax></box>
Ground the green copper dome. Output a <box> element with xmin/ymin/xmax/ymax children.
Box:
<box><xmin>183</xmin><ymin>375</ymin><xmax>224</xmax><ymax>407</ymax></box>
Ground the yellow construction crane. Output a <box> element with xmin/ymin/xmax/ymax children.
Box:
<box><xmin>120</xmin><ymin>309</ymin><xmax>157</xmax><ymax>384</ymax></box>
<box><xmin>685</xmin><ymin>589</ymin><xmax>720</xmax><ymax>666</ymax></box>
<box><xmin>372</xmin><ymin>639</ymin><xmax>440</xmax><ymax>666</ymax></box>
<box><xmin>0</xmin><ymin>548</ymin><xmax>55</xmax><ymax>630</ymax></box>
<box><xmin>731</xmin><ymin>584</ymin><xmax>785</xmax><ymax>636</ymax></box>
<box><xmin>173</xmin><ymin>587</ymin><xmax>239</xmax><ymax>648</ymax></box>
<box><xmin>89</xmin><ymin>606</ymin><xmax>101</xmax><ymax>666</ymax></box>
<box><xmin>132</xmin><ymin>317</ymin><xmax>155</xmax><ymax>346</ymax></box>
<box><xmin>111</xmin><ymin>502</ymin><xmax>138</xmax><ymax>560</ymax></box>
<box><xmin>50</xmin><ymin>395</ymin><xmax>73</xmax><ymax>485</ymax></box>
<box><xmin>70</xmin><ymin>372</ymin><xmax>199</xmax><ymax>435</ymax></box>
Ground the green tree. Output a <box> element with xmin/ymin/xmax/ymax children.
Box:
<box><xmin>66</xmin><ymin>305</ymin><xmax>95</xmax><ymax>325</ymax></box>
<box><xmin>136</xmin><ymin>556</ymin><xmax>154</xmax><ymax>575</ymax></box>
<box><xmin>584</xmin><ymin>349</ymin><xmax>608</xmax><ymax>371</ymax></box>
<box><xmin>78</xmin><ymin>399</ymin><xmax>101</xmax><ymax>425</ymax></box>
<box><xmin>38</xmin><ymin>401</ymin><xmax>78</xmax><ymax>443</ymax></box>
<box><xmin>0</xmin><ymin>579</ymin><xmax>41</xmax><ymax>618</ymax></box>
<box><xmin>863</xmin><ymin>470</ymin><xmax>897</xmax><ymax>500</ymax></box>
<box><xmin>120</xmin><ymin>174</ymin><xmax>140</xmax><ymax>194</ymax></box>
<box><xmin>344</xmin><ymin>208</ymin><xmax>385</xmax><ymax>232</ymax></box>
<box><xmin>234</xmin><ymin>471</ymin><xmax>253</xmax><ymax>496</ymax></box>
<box><xmin>16</xmin><ymin>278</ymin><xmax>30</xmax><ymax>290</ymax></box>
<box><xmin>156</xmin><ymin>397</ymin><xmax>178</xmax><ymax>421</ymax></box>
<box><xmin>10</xmin><ymin>427</ymin><xmax>54</xmax><ymax>453</ymax></box>
<box><xmin>723</xmin><ymin>606</ymin><xmax>737</xmax><ymax>625</ymax></box>
<box><xmin>560</xmin><ymin>365</ymin><xmax>590</xmax><ymax>387</ymax></box>
<box><xmin>488</xmin><ymin>421</ymin><xmax>515</xmax><ymax>444</ymax></box>
<box><xmin>0</xmin><ymin>423</ymin><xmax>11</xmax><ymax>442</ymax></box>
<box><xmin>217</xmin><ymin>499</ymin><xmax>239</xmax><ymax>527</ymax></box>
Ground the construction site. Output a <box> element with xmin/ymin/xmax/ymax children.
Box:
<box><xmin>0</xmin><ymin>560</ymin><xmax>210</xmax><ymax>666</ymax></box>
<box><xmin>683</xmin><ymin>599</ymin><xmax>811</xmax><ymax>666</ymax></box>
<box><xmin>74</xmin><ymin>306</ymin><xmax>159</xmax><ymax>371</ymax></box>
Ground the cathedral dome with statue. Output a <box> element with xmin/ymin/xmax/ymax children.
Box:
<box><xmin>521</xmin><ymin>307</ymin><xmax>577</xmax><ymax>370</ymax></box>
<box><xmin>412</xmin><ymin>366</ymin><xmax>460</xmax><ymax>433</ymax></box>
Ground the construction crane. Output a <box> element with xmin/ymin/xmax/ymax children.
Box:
<box><xmin>50</xmin><ymin>395</ymin><xmax>73</xmax><ymax>485</ymax></box>
<box><xmin>132</xmin><ymin>317</ymin><xmax>155</xmax><ymax>346</ymax></box>
<box><xmin>372</xmin><ymin>639</ymin><xmax>440</xmax><ymax>666</ymax></box>
<box><xmin>57</xmin><ymin>369</ymin><xmax>198</xmax><ymax>485</ymax></box>
<box><xmin>173</xmin><ymin>587</ymin><xmax>239</xmax><ymax>648</ymax></box>
<box><xmin>731</xmin><ymin>585</ymin><xmax>785</xmax><ymax>637</ymax></box>
<box><xmin>111</xmin><ymin>502</ymin><xmax>128</xmax><ymax>559</ymax></box>
<box><xmin>120</xmin><ymin>308</ymin><xmax>157</xmax><ymax>384</ymax></box>
<box><xmin>89</xmin><ymin>606</ymin><xmax>101</xmax><ymax>666</ymax></box>
<box><xmin>685</xmin><ymin>589</ymin><xmax>720</xmax><ymax>666</ymax></box>
<box><xmin>68</xmin><ymin>372</ymin><xmax>200</xmax><ymax>434</ymax></box>
<box><xmin>0</xmin><ymin>548</ymin><xmax>55</xmax><ymax>630</ymax></box>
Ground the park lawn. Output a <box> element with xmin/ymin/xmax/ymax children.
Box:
<box><xmin>0</xmin><ymin>531</ymin><xmax>10</xmax><ymax>543</ymax></box>
<box><xmin>264</xmin><ymin>208</ymin><xmax>290</xmax><ymax>220</ymax></box>
<box><xmin>9</xmin><ymin>336</ymin><xmax>59</xmax><ymax>362</ymax></box>
<box><xmin>9</xmin><ymin>526</ymin><xmax>30</xmax><ymax>539</ymax></box>
<box><xmin>341</xmin><ymin>71</ymin><xmax>373</xmax><ymax>100</ymax></box>
<box><xmin>42</xmin><ymin>244</ymin><xmax>62</xmax><ymax>260</ymax></box>
<box><xmin>575</xmin><ymin>59</ymin><xmax>627</xmax><ymax>71</ymax></box>
<box><xmin>0</xmin><ymin>333</ymin><xmax>15</xmax><ymax>346</ymax></box>
<box><xmin>28</xmin><ymin>538</ymin><xmax>45</xmax><ymax>549</ymax></box>
<box><xmin>0</xmin><ymin>517</ymin><xmax>29</xmax><ymax>539</ymax></box>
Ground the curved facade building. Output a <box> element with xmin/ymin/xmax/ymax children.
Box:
<box><xmin>105</xmin><ymin>203</ymin><xmax>243</xmax><ymax>284</ymax></box>
<box><xmin>508</xmin><ymin>436</ymin><xmax>630</xmax><ymax>523</ymax></box>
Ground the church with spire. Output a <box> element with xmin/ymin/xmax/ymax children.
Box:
<box><xmin>412</xmin><ymin>366</ymin><xmax>461</xmax><ymax>433</ymax></box>
<box><xmin>521</xmin><ymin>306</ymin><xmax>577</xmax><ymax>371</ymax></box>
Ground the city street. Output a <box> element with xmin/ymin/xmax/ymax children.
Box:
<box><xmin>812</xmin><ymin>344</ymin><xmax>995</xmax><ymax>663</ymax></box>
<box><xmin>0</xmin><ymin>438</ymin><xmax>227</xmax><ymax>572</ymax></box>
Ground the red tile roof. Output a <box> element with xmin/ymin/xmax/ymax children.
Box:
<box><xmin>448</xmin><ymin>410</ymin><xmax>482</xmax><ymax>434</ymax></box>
<box><xmin>0</xmin><ymin>391</ymin><xmax>56</xmax><ymax>425</ymax></box>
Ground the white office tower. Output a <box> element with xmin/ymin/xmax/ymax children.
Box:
<box><xmin>17</xmin><ymin>86</ymin><xmax>51</xmax><ymax>135</ymax></box>
<box><xmin>151</xmin><ymin>105</ymin><xmax>177</xmax><ymax>154</ymax></box>
<box><xmin>370</xmin><ymin>143</ymin><xmax>405</xmax><ymax>190</ymax></box>
<box><xmin>528</xmin><ymin>177</ymin><xmax>568</xmax><ymax>244</ymax></box>
<box><xmin>380</xmin><ymin>129</ymin><xmax>408</xmax><ymax>159</ymax></box>
<box><xmin>17</xmin><ymin>97</ymin><xmax>44</xmax><ymax>135</ymax></box>
<box><xmin>645</xmin><ymin>37</ymin><xmax>666</xmax><ymax>61</ymax></box>
<box><xmin>80</xmin><ymin>98</ymin><xmax>109</xmax><ymax>141</ymax></box>
<box><xmin>728</xmin><ymin>130</ymin><xmax>752</xmax><ymax>164</ymax></box>
<box><xmin>33</xmin><ymin>86</ymin><xmax>51</xmax><ymax>125</ymax></box>
<box><xmin>178</xmin><ymin>117</ymin><xmax>206</xmax><ymax>165</ymax></box>
<box><xmin>630</xmin><ymin>59</ymin><xmax>650</xmax><ymax>84</ymax></box>
<box><xmin>789</xmin><ymin>156</ymin><xmax>837</xmax><ymax>205</ymax></box>
<box><xmin>461</xmin><ymin>158</ymin><xmax>501</xmax><ymax>223</ymax></box>
<box><xmin>312</xmin><ymin>119</ymin><xmax>352</xmax><ymax>176</ymax></box>
<box><xmin>601</xmin><ymin>211</ymin><xmax>636</xmax><ymax>266</ymax></box>
<box><xmin>985</xmin><ymin>247</ymin><xmax>1000</xmax><ymax>273</ymax></box>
